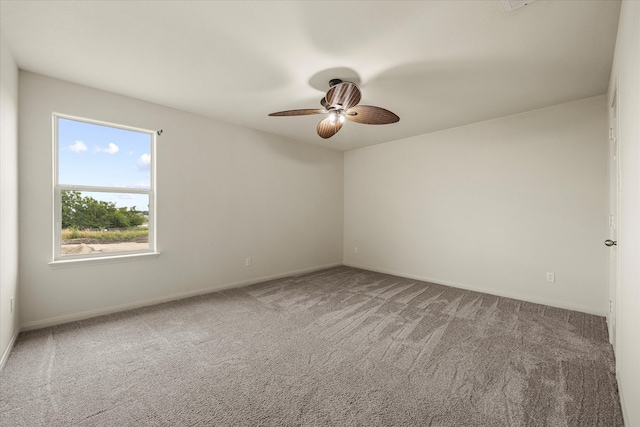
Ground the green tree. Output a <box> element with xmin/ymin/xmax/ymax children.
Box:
<box><xmin>61</xmin><ymin>190</ymin><xmax>146</xmax><ymax>229</ymax></box>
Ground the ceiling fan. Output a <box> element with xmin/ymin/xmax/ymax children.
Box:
<box><xmin>268</xmin><ymin>79</ymin><xmax>400</xmax><ymax>139</ymax></box>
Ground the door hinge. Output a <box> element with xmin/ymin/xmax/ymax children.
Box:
<box><xmin>609</xmin><ymin>300</ymin><xmax>613</xmax><ymax>313</ymax></box>
<box><xmin>609</xmin><ymin>128</ymin><xmax>616</xmax><ymax>141</ymax></box>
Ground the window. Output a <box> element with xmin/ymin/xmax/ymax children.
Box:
<box><xmin>53</xmin><ymin>114</ymin><xmax>156</xmax><ymax>261</ymax></box>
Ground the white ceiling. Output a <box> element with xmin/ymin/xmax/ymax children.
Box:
<box><xmin>0</xmin><ymin>0</ymin><xmax>621</xmax><ymax>151</ymax></box>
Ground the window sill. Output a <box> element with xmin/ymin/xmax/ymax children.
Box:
<box><xmin>48</xmin><ymin>251</ymin><xmax>160</xmax><ymax>269</ymax></box>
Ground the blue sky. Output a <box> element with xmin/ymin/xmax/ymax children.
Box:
<box><xmin>58</xmin><ymin>117</ymin><xmax>152</xmax><ymax>210</ymax></box>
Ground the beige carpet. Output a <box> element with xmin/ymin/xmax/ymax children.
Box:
<box><xmin>0</xmin><ymin>266</ymin><xmax>623</xmax><ymax>426</ymax></box>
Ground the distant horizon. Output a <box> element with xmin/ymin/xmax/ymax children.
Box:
<box><xmin>57</xmin><ymin>117</ymin><xmax>152</xmax><ymax>210</ymax></box>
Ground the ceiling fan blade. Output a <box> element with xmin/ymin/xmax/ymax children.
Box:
<box><xmin>268</xmin><ymin>109</ymin><xmax>325</xmax><ymax>117</ymax></box>
<box><xmin>325</xmin><ymin>82</ymin><xmax>361</xmax><ymax>110</ymax></box>
<box><xmin>345</xmin><ymin>105</ymin><xmax>400</xmax><ymax>124</ymax></box>
<box><xmin>320</xmin><ymin>97</ymin><xmax>330</xmax><ymax>109</ymax></box>
<box><xmin>317</xmin><ymin>117</ymin><xmax>343</xmax><ymax>139</ymax></box>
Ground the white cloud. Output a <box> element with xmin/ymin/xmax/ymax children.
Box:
<box><xmin>97</xmin><ymin>142</ymin><xmax>119</xmax><ymax>154</ymax></box>
<box><xmin>69</xmin><ymin>140</ymin><xmax>88</xmax><ymax>152</ymax></box>
<box><xmin>118</xmin><ymin>194</ymin><xmax>137</xmax><ymax>200</ymax></box>
<box><xmin>137</xmin><ymin>153</ymin><xmax>151</xmax><ymax>169</ymax></box>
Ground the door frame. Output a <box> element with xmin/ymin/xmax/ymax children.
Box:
<box><xmin>607</xmin><ymin>82</ymin><xmax>620</xmax><ymax>351</ymax></box>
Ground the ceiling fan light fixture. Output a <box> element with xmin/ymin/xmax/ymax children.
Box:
<box><xmin>268</xmin><ymin>78</ymin><xmax>399</xmax><ymax>139</ymax></box>
<box><xmin>328</xmin><ymin>110</ymin><xmax>346</xmax><ymax>125</ymax></box>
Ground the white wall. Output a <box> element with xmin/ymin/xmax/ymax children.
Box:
<box><xmin>0</xmin><ymin>32</ymin><xmax>20</xmax><ymax>367</ymax></box>
<box><xmin>18</xmin><ymin>71</ymin><xmax>343</xmax><ymax>329</ymax></box>
<box><xmin>0</xmin><ymin>34</ymin><xmax>19</xmax><ymax>368</ymax></box>
<box><xmin>344</xmin><ymin>96</ymin><xmax>608</xmax><ymax>315</ymax></box>
<box><xmin>608</xmin><ymin>2</ymin><xmax>640</xmax><ymax>424</ymax></box>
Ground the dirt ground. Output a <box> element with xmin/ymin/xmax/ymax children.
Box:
<box><xmin>61</xmin><ymin>242</ymin><xmax>149</xmax><ymax>255</ymax></box>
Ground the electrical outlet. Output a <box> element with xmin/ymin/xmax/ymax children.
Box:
<box><xmin>245</xmin><ymin>257</ymin><xmax>251</xmax><ymax>267</ymax></box>
<box><xmin>546</xmin><ymin>272</ymin><xmax>555</xmax><ymax>283</ymax></box>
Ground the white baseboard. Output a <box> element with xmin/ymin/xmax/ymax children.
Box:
<box><xmin>20</xmin><ymin>262</ymin><xmax>342</xmax><ymax>332</ymax></box>
<box><xmin>344</xmin><ymin>262</ymin><xmax>607</xmax><ymax>317</ymax></box>
<box><xmin>0</xmin><ymin>329</ymin><xmax>20</xmax><ymax>372</ymax></box>
<box><xmin>19</xmin><ymin>261</ymin><xmax>606</xmax><ymax>330</ymax></box>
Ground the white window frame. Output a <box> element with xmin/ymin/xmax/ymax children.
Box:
<box><xmin>52</xmin><ymin>113</ymin><xmax>157</xmax><ymax>263</ymax></box>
